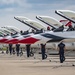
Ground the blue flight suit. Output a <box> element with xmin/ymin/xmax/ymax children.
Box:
<box><xmin>9</xmin><ymin>44</ymin><xmax>12</xmax><ymax>55</ymax></box>
<box><xmin>16</xmin><ymin>44</ymin><xmax>20</xmax><ymax>56</ymax></box>
<box><xmin>58</xmin><ymin>42</ymin><xmax>65</xmax><ymax>63</ymax></box>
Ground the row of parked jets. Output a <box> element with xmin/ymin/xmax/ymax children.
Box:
<box><xmin>0</xmin><ymin>10</ymin><xmax>75</xmax><ymax>59</ymax></box>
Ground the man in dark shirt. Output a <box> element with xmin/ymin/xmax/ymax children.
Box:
<box><xmin>16</xmin><ymin>44</ymin><xmax>20</xmax><ymax>56</ymax></box>
<box><xmin>58</xmin><ymin>41</ymin><xmax>66</xmax><ymax>63</ymax></box>
<box><xmin>9</xmin><ymin>44</ymin><xmax>13</xmax><ymax>55</ymax></box>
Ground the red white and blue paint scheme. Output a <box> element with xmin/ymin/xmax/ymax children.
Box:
<box><xmin>19</xmin><ymin>30</ymin><xmax>75</xmax><ymax>44</ymax></box>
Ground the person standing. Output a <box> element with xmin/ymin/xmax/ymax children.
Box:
<box><xmin>57</xmin><ymin>41</ymin><xmax>66</xmax><ymax>63</ymax></box>
<box><xmin>16</xmin><ymin>44</ymin><xmax>20</xmax><ymax>56</ymax></box>
<box><xmin>9</xmin><ymin>44</ymin><xmax>13</xmax><ymax>55</ymax></box>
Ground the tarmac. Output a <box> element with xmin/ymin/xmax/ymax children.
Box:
<box><xmin>0</xmin><ymin>51</ymin><xmax>75</xmax><ymax>75</ymax></box>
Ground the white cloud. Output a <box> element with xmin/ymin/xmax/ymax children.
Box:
<box><xmin>0</xmin><ymin>0</ymin><xmax>24</xmax><ymax>5</ymax></box>
<box><xmin>0</xmin><ymin>0</ymin><xmax>75</xmax><ymax>31</ymax></box>
<box><xmin>0</xmin><ymin>0</ymin><xmax>32</xmax><ymax>16</ymax></box>
<box><xmin>0</xmin><ymin>0</ymin><xmax>32</xmax><ymax>8</ymax></box>
<box><xmin>64</xmin><ymin>5</ymin><xmax>75</xmax><ymax>10</ymax></box>
<box><xmin>5</xmin><ymin>8</ymin><xmax>14</xmax><ymax>12</ymax></box>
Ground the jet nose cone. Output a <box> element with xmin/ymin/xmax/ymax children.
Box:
<box><xmin>19</xmin><ymin>37</ymin><xmax>39</xmax><ymax>44</ymax></box>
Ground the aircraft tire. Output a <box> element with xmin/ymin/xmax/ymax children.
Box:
<box><xmin>20</xmin><ymin>52</ymin><xmax>23</xmax><ymax>56</ymax></box>
<box><xmin>6</xmin><ymin>50</ymin><xmax>9</xmax><ymax>54</ymax></box>
<box><xmin>45</xmin><ymin>54</ymin><xmax>47</xmax><ymax>59</ymax></box>
<box><xmin>29</xmin><ymin>52</ymin><xmax>34</xmax><ymax>57</ymax></box>
<box><xmin>63</xmin><ymin>56</ymin><xmax>65</xmax><ymax>61</ymax></box>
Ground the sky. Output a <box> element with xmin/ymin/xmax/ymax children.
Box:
<box><xmin>0</xmin><ymin>0</ymin><xmax>75</xmax><ymax>31</ymax></box>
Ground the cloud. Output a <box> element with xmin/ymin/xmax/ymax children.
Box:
<box><xmin>0</xmin><ymin>0</ymin><xmax>32</xmax><ymax>17</ymax></box>
<box><xmin>0</xmin><ymin>0</ymin><xmax>32</xmax><ymax>9</ymax></box>
<box><xmin>0</xmin><ymin>0</ymin><xmax>15</xmax><ymax>4</ymax></box>
<box><xmin>0</xmin><ymin>0</ymin><xmax>75</xmax><ymax>31</ymax></box>
<box><xmin>0</xmin><ymin>0</ymin><xmax>25</xmax><ymax>5</ymax></box>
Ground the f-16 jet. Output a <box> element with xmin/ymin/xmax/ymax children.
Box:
<box><xmin>18</xmin><ymin>19</ymin><xmax>75</xmax><ymax>59</ymax></box>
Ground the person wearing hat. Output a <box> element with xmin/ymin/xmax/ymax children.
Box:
<box><xmin>47</xmin><ymin>26</ymin><xmax>50</xmax><ymax>31</ymax></box>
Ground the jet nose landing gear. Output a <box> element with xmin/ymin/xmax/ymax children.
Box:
<box><xmin>29</xmin><ymin>52</ymin><xmax>34</xmax><ymax>57</ymax></box>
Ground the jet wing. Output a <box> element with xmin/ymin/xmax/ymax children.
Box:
<box><xmin>36</xmin><ymin>16</ymin><xmax>63</xmax><ymax>29</ymax></box>
<box><xmin>14</xmin><ymin>16</ymin><xmax>46</xmax><ymax>31</ymax></box>
<box><xmin>55</xmin><ymin>10</ymin><xmax>75</xmax><ymax>23</ymax></box>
